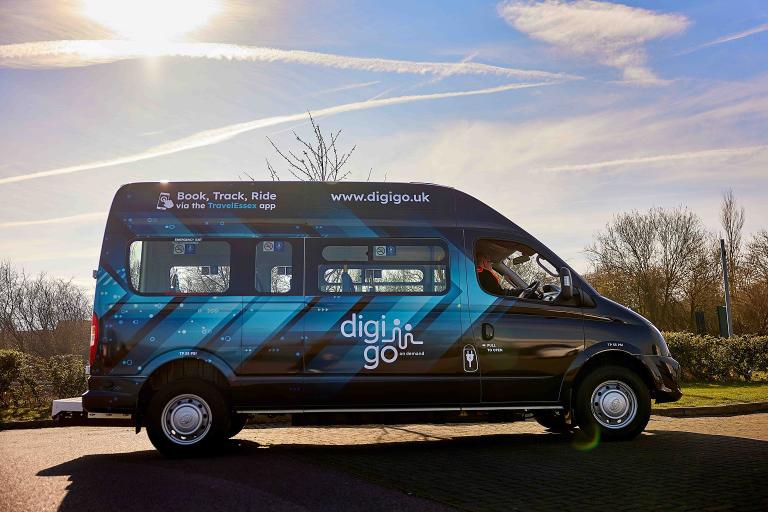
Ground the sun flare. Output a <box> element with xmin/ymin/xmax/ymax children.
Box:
<box><xmin>81</xmin><ymin>0</ymin><xmax>220</xmax><ymax>42</ymax></box>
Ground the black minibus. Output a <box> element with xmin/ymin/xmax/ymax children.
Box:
<box><xmin>83</xmin><ymin>181</ymin><xmax>681</xmax><ymax>455</ymax></box>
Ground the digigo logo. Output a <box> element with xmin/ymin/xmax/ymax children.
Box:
<box><xmin>340</xmin><ymin>313</ymin><xmax>423</xmax><ymax>370</ymax></box>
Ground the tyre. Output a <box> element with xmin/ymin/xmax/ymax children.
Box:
<box><xmin>227</xmin><ymin>413</ymin><xmax>248</xmax><ymax>438</ymax></box>
<box><xmin>145</xmin><ymin>379</ymin><xmax>230</xmax><ymax>457</ymax></box>
<box><xmin>534</xmin><ymin>410</ymin><xmax>573</xmax><ymax>433</ymax></box>
<box><xmin>574</xmin><ymin>365</ymin><xmax>651</xmax><ymax>441</ymax></box>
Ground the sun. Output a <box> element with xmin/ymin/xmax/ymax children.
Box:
<box><xmin>82</xmin><ymin>0</ymin><xmax>221</xmax><ymax>42</ymax></box>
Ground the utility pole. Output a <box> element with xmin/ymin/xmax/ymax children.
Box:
<box><xmin>720</xmin><ymin>239</ymin><xmax>733</xmax><ymax>337</ymax></box>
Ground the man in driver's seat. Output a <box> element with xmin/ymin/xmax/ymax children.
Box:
<box><xmin>477</xmin><ymin>252</ymin><xmax>516</xmax><ymax>296</ymax></box>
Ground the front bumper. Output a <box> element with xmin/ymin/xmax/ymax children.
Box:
<box><xmin>82</xmin><ymin>375</ymin><xmax>146</xmax><ymax>413</ymax></box>
<box><xmin>639</xmin><ymin>355</ymin><xmax>682</xmax><ymax>403</ymax></box>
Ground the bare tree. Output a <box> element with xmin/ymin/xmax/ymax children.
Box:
<box><xmin>739</xmin><ymin>230</ymin><xmax>768</xmax><ymax>334</ymax></box>
<box><xmin>586</xmin><ymin>207</ymin><xmax>712</xmax><ymax>331</ymax></box>
<box><xmin>682</xmin><ymin>233</ymin><xmax>721</xmax><ymax>333</ymax></box>
<box><xmin>749</xmin><ymin>230</ymin><xmax>768</xmax><ymax>278</ymax></box>
<box><xmin>0</xmin><ymin>262</ymin><xmax>25</xmax><ymax>351</ymax></box>
<box><xmin>720</xmin><ymin>189</ymin><xmax>745</xmax><ymax>292</ymax></box>
<box><xmin>265</xmin><ymin>112</ymin><xmax>356</xmax><ymax>182</ymax></box>
<box><xmin>719</xmin><ymin>189</ymin><xmax>748</xmax><ymax>332</ymax></box>
<box><xmin>0</xmin><ymin>261</ymin><xmax>90</xmax><ymax>356</ymax></box>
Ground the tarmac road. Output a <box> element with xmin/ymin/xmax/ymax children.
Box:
<box><xmin>1</xmin><ymin>414</ymin><xmax>767</xmax><ymax>512</ymax></box>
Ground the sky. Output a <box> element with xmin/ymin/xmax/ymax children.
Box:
<box><xmin>0</xmin><ymin>0</ymin><xmax>767</xmax><ymax>291</ymax></box>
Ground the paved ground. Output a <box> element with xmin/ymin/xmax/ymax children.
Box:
<box><xmin>1</xmin><ymin>414</ymin><xmax>766</xmax><ymax>512</ymax></box>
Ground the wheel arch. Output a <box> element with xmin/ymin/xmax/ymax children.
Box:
<box><xmin>561</xmin><ymin>346</ymin><xmax>656</xmax><ymax>409</ymax></box>
<box><xmin>137</xmin><ymin>350</ymin><xmax>235</xmax><ymax>418</ymax></box>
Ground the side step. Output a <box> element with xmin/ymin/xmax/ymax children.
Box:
<box><xmin>52</xmin><ymin>397</ymin><xmax>133</xmax><ymax>426</ymax></box>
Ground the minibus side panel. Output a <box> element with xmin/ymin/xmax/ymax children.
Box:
<box><xmin>301</xmin><ymin>233</ymin><xmax>478</xmax><ymax>407</ymax></box>
<box><xmin>236</xmin><ymin>239</ymin><xmax>305</xmax><ymax>407</ymax></box>
<box><xmin>88</xmin><ymin>181</ymin><xmax>561</xmax><ymax>414</ymax></box>
<box><xmin>93</xmin><ymin>232</ymin><xmax>245</xmax><ymax>377</ymax></box>
<box><xmin>463</xmin><ymin>229</ymin><xmax>585</xmax><ymax>403</ymax></box>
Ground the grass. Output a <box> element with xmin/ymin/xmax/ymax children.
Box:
<box><xmin>655</xmin><ymin>381</ymin><xmax>768</xmax><ymax>408</ymax></box>
<box><xmin>0</xmin><ymin>404</ymin><xmax>50</xmax><ymax>423</ymax></box>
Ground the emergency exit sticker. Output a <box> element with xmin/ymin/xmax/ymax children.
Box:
<box><xmin>173</xmin><ymin>242</ymin><xmax>197</xmax><ymax>255</ymax></box>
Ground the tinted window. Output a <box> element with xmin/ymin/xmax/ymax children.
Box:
<box><xmin>316</xmin><ymin>240</ymin><xmax>448</xmax><ymax>295</ymax></box>
<box><xmin>129</xmin><ymin>240</ymin><xmax>231</xmax><ymax>294</ymax></box>
<box><xmin>255</xmin><ymin>240</ymin><xmax>294</xmax><ymax>294</ymax></box>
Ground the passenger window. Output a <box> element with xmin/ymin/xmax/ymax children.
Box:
<box><xmin>255</xmin><ymin>240</ymin><xmax>294</xmax><ymax>294</ymax></box>
<box><xmin>317</xmin><ymin>241</ymin><xmax>448</xmax><ymax>295</ymax></box>
<box><xmin>476</xmin><ymin>239</ymin><xmax>560</xmax><ymax>301</ymax></box>
<box><xmin>129</xmin><ymin>240</ymin><xmax>231</xmax><ymax>294</ymax></box>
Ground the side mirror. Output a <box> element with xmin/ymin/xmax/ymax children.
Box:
<box><xmin>559</xmin><ymin>267</ymin><xmax>573</xmax><ymax>300</ymax></box>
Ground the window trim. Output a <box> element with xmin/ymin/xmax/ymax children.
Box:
<box><xmin>253</xmin><ymin>238</ymin><xmax>298</xmax><ymax>296</ymax></box>
<box><xmin>310</xmin><ymin>237</ymin><xmax>450</xmax><ymax>296</ymax></box>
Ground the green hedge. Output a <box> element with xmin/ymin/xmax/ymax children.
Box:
<box><xmin>0</xmin><ymin>349</ymin><xmax>87</xmax><ymax>408</ymax></box>
<box><xmin>664</xmin><ymin>332</ymin><xmax>768</xmax><ymax>382</ymax></box>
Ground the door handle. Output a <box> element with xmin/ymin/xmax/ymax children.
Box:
<box><xmin>481</xmin><ymin>323</ymin><xmax>494</xmax><ymax>341</ymax></box>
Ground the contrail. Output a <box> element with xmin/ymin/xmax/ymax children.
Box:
<box><xmin>310</xmin><ymin>81</ymin><xmax>381</xmax><ymax>96</ymax></box>
<box><xmin>0</xmin><ymin>211</ymin><xmax>106</xmax><ymax>228</ymax></box>
<box><xmin>0</xmin><ymin>81</ymin><xmax>558</xmax><ymax>186</ymax></box>
<box><xmin>535</xmin><ymin>145</ymin><xmax>768</xmax><ymax>173</ymax></box>
<box><xmin>0</xmin><ymin>39</ymin><xmax>577</xmax><ymax>81</ymax></box>
<box><xmin>678</xmin><ymin>23</ymin><xmax>768</xmax><ymax>55</ymax></box>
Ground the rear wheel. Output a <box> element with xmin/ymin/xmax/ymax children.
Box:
<box><xmin>227</xmin><ymin>413</ymin><xmax>248</xmax><ymax>438</ymax></box>
<box><xmin>146</xmin><ymin>379</ymin><xmax>230</xmax><ymax>457</ymax></box>
<box><xmin>574</xmin><ymin>365</ymin><xmax>650</xmax><ymax>441</ymax></box>
<box><xmin>534</xmin><ymin>410</ymin><xmax>573</xmax><ymax>433</ymax></box>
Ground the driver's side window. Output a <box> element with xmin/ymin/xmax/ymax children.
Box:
<box><xmin>475</xmin><ymin>239</ymin><xmax>559</xmax><ymax>301</ymax></box>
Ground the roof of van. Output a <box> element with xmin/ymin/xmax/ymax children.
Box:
<box><xmin>107</xmin><ymin>181</ymin><xmax>521</xmax><ymax>234</ymax></box>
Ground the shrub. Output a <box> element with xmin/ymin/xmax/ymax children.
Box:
<box><xmin>664</xmin><ymin>332</ymin><xmax>768</xmax><ymax>382</ymax></box>
<box><xmin>0</xmin><ymin>349</ymin><xmax>25</xmax><ymax>406</ymax></box>
<box><xmin>0</xmin><ymin>350</ymin><xmax>86</xmax><ymax>408</ymax></box>
<box><xmin>45</xmin><ymin>355</ymin><xmax>87</xmax><ymax>399</ymax></box>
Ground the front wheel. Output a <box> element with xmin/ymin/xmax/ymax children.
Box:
<box><xmin>574</xmin><ymin>365</ymin><xmax>651</xmax><ymax>441</ymax></box>
<box><xmin>145</xmin><ymin>380</ymin><xmax>230</xmax><ymax>457</ymax></box>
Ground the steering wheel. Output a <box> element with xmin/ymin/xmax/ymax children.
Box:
<box><xmin>518</xmin><ymin>280</ymin><xmax>540</xmax><ymax>299</ymax></box>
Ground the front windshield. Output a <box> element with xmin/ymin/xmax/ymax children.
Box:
<box><xmin>502</xmin><ymin>251</ymin><xmax>559</xmax><ymax>287</ymax></box>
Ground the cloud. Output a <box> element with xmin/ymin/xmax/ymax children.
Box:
<box><xmin>0</xmin><ymin>81</ymin><xmax>558</xmax><ymax>186</ymax></box>
<box><xmin>366</xmin><ymin>77</ymin><xmax>768</xmax><ymax>269</ymax></box>
<box><xmin>498</xmin><ymin>0</ymin><xmax>689</xmax><ymax>85</ymax></box>
<box><xmin>532</xmin><ymin>145</ymin><xmax>768</xmax><ymax>173</ymax></box>
<box><xmin>679</xmin><ymin>22</ymin><xmax>768</xmax><ymax>55</ymax></box>
<box><xmin>0</xmin><ymin>39</ymin><xmax>577</xmax><ymax>81</ymax></box>
<box><xmin>0</xmin><ymin>211</ymin><xmax>106</xmax><ymax>228</ymax></box>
